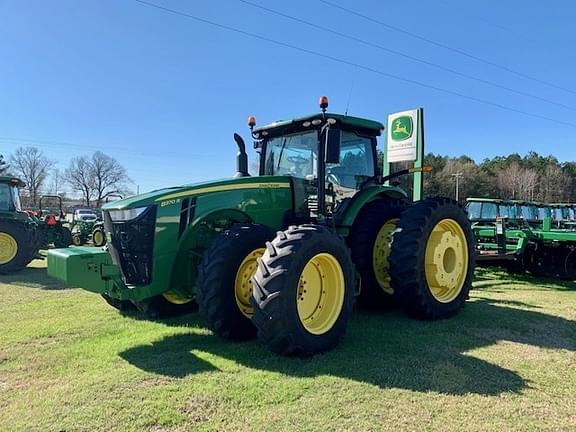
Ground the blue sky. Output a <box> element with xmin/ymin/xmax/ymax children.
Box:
<box><xmin>0</xmin><ymin>0</ymin><xmax>574</xmax><ymax>194</ymax></box>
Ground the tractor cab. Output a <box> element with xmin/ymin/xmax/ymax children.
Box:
<box><xmin>249</xmin><ymin>98</ymin><xmax>384</xmax><ymax>218</ymax></box>
<box><xmin>465</xmin><ymin>198</ymin><xmax>501</xmax><ymax>223</ymax></box>
<box><xmin>0</xmin><ymin>177</ymin><xmax>24</xmax><ymax>213</ymax></box>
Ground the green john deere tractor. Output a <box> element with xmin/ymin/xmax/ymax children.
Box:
<box><xmin>467</xmin><ymin>197</ymin><xmax>576</xmax><ymax>279</ymax></box>
<box><xmin>48</xmin><ymin>98</ymin><xmax>476</xmax><ymax>356</ymax></box>
<box><xmin>0</xmin><ymin>176</ymin><xmax>41</xmax><ymax>274</ymax></box>
<box><xmin>38</xmin><ymin>195</ymin><xmax>72</xmax><ymax>248</ymax></box>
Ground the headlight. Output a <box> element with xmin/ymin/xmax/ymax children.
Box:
<box><xmin>108</xmin><ymin>206</ymin><xmax>149</xmax><ymax>222</ymax></box>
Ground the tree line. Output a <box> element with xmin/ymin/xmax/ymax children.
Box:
<box><xmin>422</xmin><ymin>151</ymin><xmax>576</xmax><ymax>203</ymax></box>
<box><xmin>0</xmin><ymin>148</ymin><xmax>131</xmax><ymax>208</ymax></box>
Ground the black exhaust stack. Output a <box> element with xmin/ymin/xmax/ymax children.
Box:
<box><xmin>233</xmin><ymin>133</ymin><xmax>250</xmax><ymax>177</ymax></box>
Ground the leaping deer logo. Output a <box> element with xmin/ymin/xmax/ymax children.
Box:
<box><xmin>393</xmin><ymin>119</ymin><xmax>409</xmax><ymax>136</ymax></box>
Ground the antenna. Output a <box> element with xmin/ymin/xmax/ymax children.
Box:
<box><xmin>344</xmin><ymin>69</ymin><xmax>358</xmax><ymax>116</ymax></box>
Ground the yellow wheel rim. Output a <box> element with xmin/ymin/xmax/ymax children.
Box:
<box><xmin>162</xmin><ymin>290</ymin><xmax>193</xmax><ymax>305</ymax></box>
<box><xmin>0</xmin><ymin>232</ymin><xmax>18</xmax><ymax>264</ymax></box>
<box><xmin>372</xmin><ymin>218</ymin><xmax>399</xmax><ymax>295</ymax></box>
<box><xmin>93</xmin><ymin>230</ymin><xmax>104</xmax><ymax>245</ymax></box>
<box><xmin>424</xmin><ymin>219</ymin><xmax>469</xmax><ymax>303</ymax></box>
<box><xmin>297</xmin><ymin>253</ymin><xmax>345</xmax><ymax>335</ymax></box>
<box><xmin>234</xmin><ymin>248</ymin><xmax>265</xmax><ymax>318</ymax></box>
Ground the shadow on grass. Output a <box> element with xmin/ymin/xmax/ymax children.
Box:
<box><xmin>0</xmin><ymin>265</ymin><xmax>74</xmax><ymax>290</ymax></box>
<box><xmin>475</xmin><ymin>266</ymin><xmax>575</xmax><ymax>291</ymax></box>
<box><xmin>119</xmin><ymin>297</ymin><xmax>576</xmax><ymax>396</ymax></box>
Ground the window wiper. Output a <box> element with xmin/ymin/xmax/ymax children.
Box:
<box><xmin>276</xmin><ymin>137</ymin><xmax>289</xmax><ymax>171</ymax></box>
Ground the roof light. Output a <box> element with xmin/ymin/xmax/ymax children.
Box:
<box><xmin>248</xmin><ymin>115</ymin><xmax>257</xmax><ymax>128</ymax></box>
<box><xmin>319</xmin><ymin>96</ymin><xmax>329</xmax><ymax>111</ymax></box>
<box><xmin>311</xmin><ymin>119</ymin><xmax>321</xmax><ymax>126</ymax></box>
<box><xmin>327</xmin><ymin>118</ymin><xmax>336</xmax><ymax>125</ymax></box>
<box><xmin>303</xmin><ymin>121</ymin><xmax>311</xmax><ymax>127</ymax></box>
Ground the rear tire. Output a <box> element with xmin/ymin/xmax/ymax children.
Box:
<box><xmin>0</xmin><ymin>221</ymin><xmax>34</xmax><ymax>274</ymax></box>
<box><xmin>54</xmin><ymin>226</ymin><xmax>72</xmax><ymax>248</ymax></box>
<box><xmin>389</xmin><ymin>198</ymin><xmax>475</xmax><ymax>320</ymax></box>
<box><xmin>251</xmin><ymin>225</ymin><xmax>355</xmax><ymax>356</ymax></box>
<box><xmin>196</xmin><ymin>223</ymin><xmax>275</xmax><ymax>341</ymax></box>
<box><xmin>347</xmin><ymin>199</ymin><xmax>406</xmax><ymax>308</ymax></box>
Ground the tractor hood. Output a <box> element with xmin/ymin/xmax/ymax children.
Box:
<box><xmin>101</xmin><ymin>176</ymin><xmax>292</xmax><ymax>211</ymax></box>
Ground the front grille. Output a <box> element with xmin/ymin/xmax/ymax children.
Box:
<box><xmin>104</xmin><ymin>206</ymin><xmax>156</xmax><ymax>286</ymax></box>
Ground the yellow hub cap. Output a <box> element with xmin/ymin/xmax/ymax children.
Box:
<box><xmin>372</xmin><ymin>218</ymin><xmax>399</xmax><ymax>295</ymax></box>
<box><xmin>234</xmin><ymin>248</ymin><xmax>265</xmax><ymax>318</ymax></box>
<box><xmin>297</xmin><ymin>253</ymin><xmax>345</xmax><ymax>335</ymax></box>
<box><xmin>93</xmin><ymin>231</ymin><xmax>104</xmax><ymax>245</ymax></box>
<box><xmin>425</xmin><ymin>219</ymin><xmax>469</xmax><ymax>303</ymax></box>
<box><xmin>162</xmin><ymin>290</ymin><xmax>193</xmax><ymax>305</ymax></box>
<box><xmin>0</xmin><ymin>233</ymin><xmax>18</xmax><ymax>265</ymax></box>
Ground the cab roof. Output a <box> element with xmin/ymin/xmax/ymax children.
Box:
<box><xmin>253</xmin><ymin>113</ymin><xmax>384</xmax><ymax>138</ymax></box>
<box><xmin>0</xmin><ymin>176</ymin><xmax>25</xmax><ymax>187</ymax></box>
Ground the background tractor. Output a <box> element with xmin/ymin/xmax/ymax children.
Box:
<box><xmin>0</xmin><ymin>176</ymin><xmax>41</xmax><ymax>274</ymax></box>
<box><xmin>48</xmin><ymin>98</ymin><xmax>476</xmax><ymax>356</ymax></box>
<box><xmin>38</xmin><ymin>195</ymin><xmax>72</xmax><ymax>248</ymax></box>
<box><xmin>467</xmin><ymin>197</ymin><xmax>576</xmax><ymax>279</ymax></box>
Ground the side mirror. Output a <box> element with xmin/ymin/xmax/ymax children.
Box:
<box><xmin>324</xmin><ymin>128</ymin><xmax>341</xmax><ymax>164</ymax></box>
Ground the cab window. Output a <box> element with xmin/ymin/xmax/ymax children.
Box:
<box><xmin>263</xmin><ymin>131</ymin><xmax>318</xmax><ymax>178</ymax></box>
<box><xmin>481</xmin><ymin>203</ymin><xmax>498</xmax><ymax>219</ymax></box>
<box><xmin>0</xmin><ymin>184</ymin><xmax>12</xmax><ymax>211</ymax></box>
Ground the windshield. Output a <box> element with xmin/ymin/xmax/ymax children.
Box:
<box><xmin>552</xmin><ymin>208</ymin><xmax>563</xmax><ymax>221</ymax></box>
<box><xmin>264</xmin><ymin>131</ymin><xmax>318</xmax><ymax>178</ymax></box>
<box><xmin>537</xmin><ymin>207</ymin><xmax>550</xmax><ymax>220</ymax></box>
<box><xmin>520</xmin><ymin>205</ymin><xmax>536</xmax><ymax>220</ymax></box>
<box><xmin>78</xmin><ymin>210</ymin><xmax>95</xmax><ymax>214</ymax></box>
<box><xmin>0</xmin><ymin>184</ymin><xmax>22</xmax><ymax>212</ymax></box>
<box><xmin>481</xmin><ymin>203</ymin><xmax>498</xmax><ymax>219</ymax></box>
<box><xmin>467</xmin><ymin>202</ymin><xmax>481</xmax><ymax>219</ymax></box>
<box><xmin>499</xmin><ymin>204</ymin><xmax>511</xmax><ymax>218</ymax></box>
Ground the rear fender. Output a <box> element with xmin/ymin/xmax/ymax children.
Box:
<box><xmin>336</xmin><ymin>186</ymin><xmax>407</xmax><ymax>234</ymax></box>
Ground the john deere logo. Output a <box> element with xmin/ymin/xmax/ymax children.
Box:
<box><xmin>391</xmin><ymin>116</ymin><xmax>413</xmax><ymax>141</ymax></box>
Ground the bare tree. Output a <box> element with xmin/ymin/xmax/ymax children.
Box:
<box><xmin>65</xmin><ymin>151</ymin><xmax>131</xmax><ymax>207</ymax></box>
<box><xmin>518</xmin><ymin>168</ymin><xmax>539</xmax><ymax>201</ymax></box>
<box><xmin>539</xmin><ymin>165</ymin><xmax>570</xmax><ymax>202</ymax></box>
<box><xmin>65</xmin><ymin>156</ymin><xmax>94</xmax><ymax>206</ymax></box>
<box><xmin>49</xmin><ymin>168</ymin><xmax>63</xmax><ymax>195</ymax></box>
<box><xmin>90</xmin><ymin>151</ymin><xmax>131</xmax><ymax>207</ymax></box>
<box><xmin>9</xmin><ymin>147</ymin><xmax>53</xmax><ymax>206</ymax></box>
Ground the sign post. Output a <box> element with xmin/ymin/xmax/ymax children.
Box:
<box><xmin>383</xmin><ymin>108</ymin><xmax>425</xmax><ymax>201</ymax></box>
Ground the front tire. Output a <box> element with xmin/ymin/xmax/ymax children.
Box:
<box><xmin>196</xmin><ymin>223</ymin><xmax>275</xmax><ymax>341</ymax></box>
<box><xmin>389</xmin><ymin>198</ymin><xmax>475</xmax><ymax>320</ymax></box>
<box><xmin>0</xmin><ymin>221</ymin><xmax>34</xmax><ymax>274</ymax></box>
<box><xmin>251</xmin><ymin>225</ymin><xmax>356</xmax><ymax>356</ymax></box>
<box><xmin>92</xmin><ymin>227</ymin><xmax>106</xmax><ymax>247</ymax></box>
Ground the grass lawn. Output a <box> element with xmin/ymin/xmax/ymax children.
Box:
<box><xmin>0</xmin><ymin>260</ymin><xmax>575</xmax><ymax>431</ymax></box>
